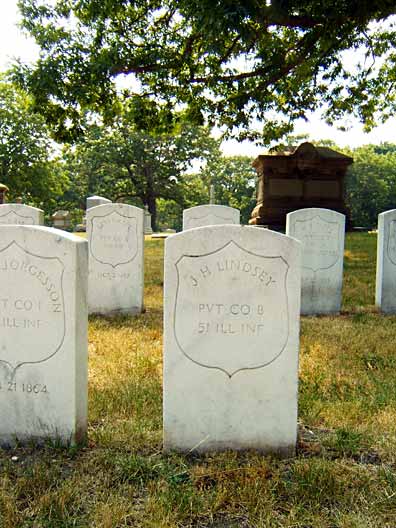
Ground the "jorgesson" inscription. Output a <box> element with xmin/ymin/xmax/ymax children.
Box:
<box><xmin>0</xmin><ymin>241</ymin><xmax>65</xmax><ymax>374</ymax></box>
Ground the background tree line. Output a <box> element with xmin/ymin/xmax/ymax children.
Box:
<box><xmin>1</xmin><ymin>75</ymin><xmax>395</xmax><ymax>230</ymax></box>
<box><xmin>4</xmin><ymin>1</ymin><xmax>396</xmax><ymax>229</ymax></box>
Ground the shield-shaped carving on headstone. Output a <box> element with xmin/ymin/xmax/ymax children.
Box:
<box><xmin>0</xmin><ymin>241</ymin><xmax>65</xmax><ymax>373</ymax></box>
<box><xmin>89</xmin><ymin>211</ymin><xmax>138</xmax><ymax>268</ymax></box>
<box><xmin>387</xmin><ymin>220</ymin><xmax>396</xmax><ymax>265</ymax></box>
<box><xmin>174</xmin><ymin>240</ymin><xmax>290</xmax><ymax>377</ymax></box>
<box><xmin>0</xmin><ymin>210</ymin><xmax>34</xmax><ymax>225</ymax></box>
<box><xmin>293</xmin><ymin>215</ymin><xmax>340</xmax><ymax>271</ymax></box>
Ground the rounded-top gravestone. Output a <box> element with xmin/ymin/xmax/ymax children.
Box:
<box><xmin>86</xmin><ymin>195</ymin><xmax>112</xmax><ymax>210</ymax></box>
<box><xmin>376</xmin><ymin>209</ymin><xmax>396</xmax><ymax>313</ymax></box>
<box><xmin>0</xmin><ymin>204</ymin><xmax>44</xmax><ymax>226</ymax></box>
<box><xmin>0</xmin><ymin>225</ymin><xmax>88</xmax><ymax>446</ymax></box>
<box><xmin>87</xmin><ymin>203</ymin><xmax>144</xmax><ymax>315</ymax></box>
<box><xmin>286</xmin><ymin>207</ymin><xmax>345</xmax><ymax>315</ymax></box>
<box><xmin>183</xmin><ymin>204</ymin><xmax>240</xmax><ymax>230</ymax></box>
<box><xmin>163</xmin><ymin>224</ymin><xmax>301</xmax><ymax>455</ymax></box>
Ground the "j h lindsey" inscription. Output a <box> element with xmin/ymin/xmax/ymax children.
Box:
<box><xmin>174</xmin><ymin>240</ymin><xmax>290</xmax><ymax>377</ymax></box>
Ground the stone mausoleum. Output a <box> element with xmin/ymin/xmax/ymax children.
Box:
<box><xmin>249</xmin><ymin>142</ymin><xmax>353</xmax><ymax>229</ymax></box>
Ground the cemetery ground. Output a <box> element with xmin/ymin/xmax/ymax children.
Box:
<box><xmin>1</xmin><ymin>233</ymin><xmax>396</xmax><ymax>527</ymax></box>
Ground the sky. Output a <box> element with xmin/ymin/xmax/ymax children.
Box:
<box><xmin>1</xmin><ymin>1</ymin><xmax>396</xmax><ymax>157</ymax></box>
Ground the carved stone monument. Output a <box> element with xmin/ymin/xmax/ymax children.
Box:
<box><xmin>52</xmin><ymin>210</ymin><xmax>71</xmax><ymax>230</ymax></box>
<box><xmin>376</xmin><ymin>209</ymin><xmax>396</xmax><ymax>313</ymax></box>
<box><xmin>286</xmin><ymin>208</ymin><xmax>345</xmax><ymax>315</ymax></box>
<box><xmin>249</xmin><ymin>142</ymin><xmax>352</xmax><ymax>229</ymax></box>
<box><xmin>183</xmin><ymin>205</ymin><xmax>240</xmax><ymax>230</ymax></box>
<box><xmin>163</xmin><ymin>225</ymin><xmax>301</xmax><ymax>454</ymax></box>
<box><xmin>144</xmin><ymin>205</ymin><xmax>153</xmax><ymax>235</ymax></box>
<box><xmin>0</xmin><ymin>204</ymin><xmax>44</xmax><ymax>226</ymax></box>
<box><xmin>0</xmin><ymin>226</ymin><xmax>88</xmax><ymax>446</ymax></box>
<box><xmin>0</xmin><ymin>184</ymin><xmax>8</xmax><ymax>204</ymax></box>
<box><xmin>87</xmin><ymin>203</ymin><xmax>144</xmax><ymax>315</ymax></box>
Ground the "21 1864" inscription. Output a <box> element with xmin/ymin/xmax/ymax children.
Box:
<box><xmin>0</xmin><ymin>382</ymin><xmax>49</xmax><ymax>394</ymax></box>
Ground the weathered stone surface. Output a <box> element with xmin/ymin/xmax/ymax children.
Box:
<box><xmin>0</xmin><ymin>204</ymin><xmax>44</xmax><ymax>225</ymax></box>
<box><xmin>376</xmin><ymin>209</ymin><xmax>396</xmax><ymax>313</ymax></box>
<box><xmin>163</xmin><ymin>225</ymin><xmax>301</xmax><ymax>454</ymax></box>
<box><xmin>87</xmin><ymin>204</ymin><xmax>144</xmax><ymax>315</ymax></box>
<box><xmin>0</xmin><ymin>226</ymin><xmax>88</xmax><ymax>446</ymax></box>
<box><xmin>183</xmin><ymin>205</ymin><xmax>240</xmax><ymax>230</ymax></box>
<box><xmin>86</xmin><ymin>195</ymin><xmax>112</xmax><ymax>210</ymax></box>
<box><xmin>286</xmin><ymin>208</ymin><xmax>345</xmax><ymax>315</ymax></box>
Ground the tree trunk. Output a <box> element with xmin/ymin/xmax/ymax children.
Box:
<box><xmin>147</xmin><ymin>193</ymin><xmax>157</xmax><ymax>232</ymax></box>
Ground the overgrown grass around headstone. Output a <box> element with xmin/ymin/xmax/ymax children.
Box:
<box><xmin>1</xmin><ymin>232</ymin><xmax>396</xmax><ymax>527</ymax></box>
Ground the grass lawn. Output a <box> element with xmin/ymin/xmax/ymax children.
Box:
<box><xmin>1</xmin><ymin>233</ymin><xmax>396</xmax><ymax>527</ymax></box>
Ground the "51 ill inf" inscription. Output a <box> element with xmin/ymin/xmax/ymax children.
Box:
<box><xmin>174</xmin><ymin>240</ymin><xmax>290</xmax><ymax>378</ymax></box>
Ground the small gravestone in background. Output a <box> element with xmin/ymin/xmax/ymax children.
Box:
<box><xmin>144</xmin><ymin>205</ymin><xmax>153</xmax><ymax>235</ymax></box>
<box><xmin>376</xmin><ymin>209</ymin><xmax>396</xmax><ymax>313</ymax></box>
<box><xmin>209</xmin><ymin>184</ymin><xmax>215</xmax><ymax>204</ymax></box>
<box><xmin>0</xmin><ymin>204</ymin><xmax>44</xmax><ymax>225</ymax></box>
<box><xmin>286</xmin><ymin>208</ymin><xmax>345</xmax><ymax>315</ymax></box>
<box><xmin>183</xmin><ymin>205</ymin><xmax>240</xmax><ymax>230</ymax></box>
<box><xmin>0</xmin><ymin>226</ymin><xmax>88</xmax><ymax>446</ymax></box>
<box><xmin>163</xmin><ymin>225</ymin><xmax>301</xmax><ymax>454</ymax></box>
<box><xmin>87</xmin><ymin>203</ymin><xmax>144</xmax><ymax>315</ymax></box>
<box><xmin>52</xmin><ymin>210</ymin><xmax>71</xmax><ymax>230</ymax></box>
<box><xmin>86</xmin><ymin>195</ymin><xmax>112</xmax><ymax>210</ymax></box>
<box><xmin>0</xmin><ymin>183</ymin><xmax>8</xmax><ymax>204</ymax></box>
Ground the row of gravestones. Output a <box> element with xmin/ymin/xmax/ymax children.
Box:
<box><xmin>1</xmin><ymin>206</ymin><xmax>396</xmax><ymax>452</ymax></box>
<box><xmin>0</xmin><ymin>222</ymin><xmax>299</xmax><ymax>452</ymax></box>
<box><xmin>1</xmin><ymin>203</ymin><xmax>396</xmax><ymax>316</ymax></box>
<box><xmin>185</xmin><ymin>204</ymin><xmax>396</xmax><ymax>314</ymax></box>
<box><xmin>0</xmin><ymin>202</ymin><xmax>144</xmax><ymax>315</ymax></box>
<box><xmin>0</xmin><ymin>203</ymin><xmax>243</xmax><ymax>317</ymax></box>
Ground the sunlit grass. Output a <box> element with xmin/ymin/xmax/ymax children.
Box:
<box><xmin>1</xmin><ymin>233</ymin><xmax>396</xmax><ymax>527</ymax></box>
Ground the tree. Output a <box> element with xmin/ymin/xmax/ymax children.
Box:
<box><xmin>156</xmin><ymin>155</ymin><xmax>257</xmax><ymax>230</ymax></box>
<box><xmin>345</xmin><ymin>144</ymin><xmax>396</xmax><ymax>227</ymax></box>
<box><xmin>64</xmin><ymin>115</ymin><xmax>219</xmax><ymax>230</ymax></box>
<box><xmin>15</xmin><ymin>1</ymin><xmax>396</xmax><ymax>142</ymax></box>
<box><xmin>199</xmin><ymin>156</ymin><xmax>257</xmax><ymax>225</ymax></box>
<box><xmin>0</xmin><ymin>77</ymin><xmax>68</xmax><ymax>212</ymax></box>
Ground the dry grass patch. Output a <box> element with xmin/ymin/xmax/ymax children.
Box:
<box><xmin>1</xmin><ymin>233</ymin><xmax>396</xmax><ymax>527</ymax></box>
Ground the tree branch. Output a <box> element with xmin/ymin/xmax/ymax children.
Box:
<box><xmin>114</xmin><ymin>193</ymin><xmax>141</xmax><ymax>202</ymax></box>
<box><xmin>189</xmin><ymin>27</ymin><xmax>324</xmax><ymax>86</ymax></box>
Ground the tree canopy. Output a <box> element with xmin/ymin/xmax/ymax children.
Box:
<box><xmin>345</xmin><ymin>143</ymin><xmax>396</xmax><ymax>227</ymax></box>
<box><xmin>0</xmin><ymin>77</ymin><xmax>68</xmax><ymax>211</ymax></box>
<box><xmin>63</xmin><ymin>110</ymin><xmax>219</xmax><ymax>229</ymax></box>
<box><xmin>16</xmin><ymin>0</ymin><xmax>396</xmax><ymax>142</ymax></box>
<box><xmin>199</xmin><ymin>155</ymin><xmax>257</xmax><ymax>225</ymax></box>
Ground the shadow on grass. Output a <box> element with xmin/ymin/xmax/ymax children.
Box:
<box><xmin>89</xmin><ymin>306</ymin><xmax>163</xmax><ymax>331</ymax></box>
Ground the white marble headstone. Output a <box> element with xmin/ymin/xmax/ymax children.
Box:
<box><xmin>183</xmin><ymin>205</ymin><xmax>240</xmax><ymax>230</ymax></box>
<box><xmin>286</xmin><ymin>208</ymin><xmax>345</xmax><ymax>315</ymax></box>
<box><xmin>163</xmin><ymin>225</ymin><xmax>301</xmax><ymax>454</ymax></box>
<box><xmin>376</xmin><ymin>209</ymin><xmax>396</xmax><ymax>313</ymax></box>
<box><xmin>86</xmin><ymin>195</ymin><xmax>112</xmax><ymax>210</ymax></box>
<box><xmin>0</xmin><ymin>226</ymin><xmax>88</xmax><ymax>446</ymax></box>
<box><xmin>87</xmin><ymin>203</ymin><xmax>144</xmax><ymax>315</ymax></box>
<box><xmin>0</xmin><ymin>204</ymin><xmax>44</xmax><ymax>225</ymax></box>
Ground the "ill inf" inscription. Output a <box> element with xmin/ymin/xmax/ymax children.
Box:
<box><xmin>0</xmin><ymin>241</ymin><xmax>65</xmax><ymax>373</ymax></box>
<box><xmin>174</xmin><ymin>240</ymin><xmax>290</xmax><ymax>377</ymax></box>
